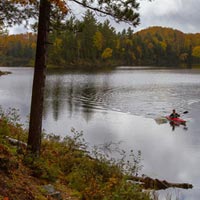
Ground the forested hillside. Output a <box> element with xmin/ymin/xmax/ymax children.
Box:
<box><xmin>135</xmin><ymin>26</ymin><xmax>200</xmax><ymax>66</ymax></box>
<box><xmin>0</xmin><ymin>33</ymin><xmax>36</xmax><ymax>66</ymax></box>
<box><xmin>1</xmin><ymin>13</ymin><xmax>200</xmax><ymax>68</ymax></box>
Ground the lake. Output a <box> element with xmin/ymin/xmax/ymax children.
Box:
<box><xmin>1</xmin><ymin>66</ymin><xmax>200</xmax><ymax>199</ymax></box>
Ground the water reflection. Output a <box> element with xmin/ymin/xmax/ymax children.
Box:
<box><xmin>154</xmin><ymin>117</ymin><xmax>188</xmax><ymax>131</ymax></box>
<box><xmin>1</xmin><ymin>67</ymin><xmax>200</xmax><ymax>200</ymax></box>
<box><xmin>152</xmin><ymin>188</ymin><xmax>200</xmax><ymax>200</ymax></box>
<box><xmin>42</xmin><ymin>69</ymin><xmax>200</xmax><ymax>125</ymax></box>
<box><xmin>52</xmin><ymin>79</ymin><xmax>63</xmax><ymax>121</ymax></box>
<box><xmin>169</xmin><ymin>121</ymin><xmax>188</xmax><ymax>131</ymax></box>
<box><xmin>44</xmin><ymin>73</ymin><xmax>113</xmax><ymax>122</ymax></box>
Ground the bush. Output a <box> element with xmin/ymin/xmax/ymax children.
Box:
<box><xmin>45</xmin><ymin>129</ymin><xmax>149</xmax><ymax>199</ymax></box>
<box><xmin>0</xmin><ymin>107</ymin><xmax>150</xmax><ymax>199</ymax></box>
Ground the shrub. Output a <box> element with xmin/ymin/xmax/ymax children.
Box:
<box><xmin>0</xmin><ymin>107</ymin><xmax>150</xmax><ymax>199</ymax></box>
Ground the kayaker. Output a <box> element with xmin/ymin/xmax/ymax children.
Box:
<box><xmin>170</xmin><ymin>109</ymin><xmax>180</xmax><ymax>118</ymax></box>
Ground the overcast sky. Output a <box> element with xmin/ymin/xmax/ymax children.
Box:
<box><xmin>9</xmin><ymin>0</ymin><xmax>200</xmax><ymax>34</ymax></box>
<box><xmin>133</xmin><ymin>0</ymin><xmax>200</xmax><ymax>33</ymax></box>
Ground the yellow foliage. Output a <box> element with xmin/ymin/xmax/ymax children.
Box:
<box><xmin>131</xmin><ymin>52</ymin><xmax>136</xmax><ymax>61</ymax></box>
<box><xmin>31</xmin><ymin>42</ymin><xmax>36</xmax><ymax>49</ymax></box>
<box><xmin>93</xmin><ymin>31</ymin><xmax>103</xmax><ymax>51</ymax></box>
<box><xmin>54</xmin><ymin>38</ymin><xmax>62</xmax><ymax>48</ymax></box>
<box><xmin>136</xmin><ymin>46</ymin><xmax>142</xmax><ymax>58</ymax></box>
<box><xmin>101</xmin><ymin>48</ymin><xmax>113</xmax><ymax>59</ymax></box>
<box><xmin>125</xmin><ymin>38</ymin><xmax>132</xmax><ymax>46</ymax></box>
<box><xmin>160</xmin><ymin>41</ymin><xmax>167</xmax><ymax>51</ymax></box>
<box><xmin>152</xmin><ymin>36</ymin><xmax>159</xmax><ymax>44</ymax></box>
<box><xmin>116</xmin><ymin>39</ymin><xmax>120</xmax><ymax>50</ymax></box>
<box><xmin>192</xmin><ymin>46</ymin><xmax>200</xmax><ymax>58</ymax></box>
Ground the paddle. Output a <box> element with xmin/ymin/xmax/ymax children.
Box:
<box><xmin>183</xmin><ymin>111</ymin><xmax>189</xmax><ymax>114</ymax></box>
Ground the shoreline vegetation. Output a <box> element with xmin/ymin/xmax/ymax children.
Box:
<box><xmin>0</xmin><ymin>107</ymin><xmax>149</xmax><ymax>200</ymax></box>
<box><xmin>0</xmin><ymin>108</ymin><xmax>193</xmax><ymax>200</ymax></box>
<box><xmin>1</xmin><ymin>26</ymin><xmax>200</xmax><ymax>69</ymax></box>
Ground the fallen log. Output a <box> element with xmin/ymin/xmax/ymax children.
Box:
<box><xmin>127</xmin><ymin>176</ymin><xmax>193</xmax><ymax>190</ymax></box>
<box><xmin>0</xmin><ymin>71</ymin><xmax>11</xmax><ymax>76</ymax></box>
<box><xmin>5</xmin><ymin>136</ymin><xmax>27</xmax><ymax>149</ymax></box>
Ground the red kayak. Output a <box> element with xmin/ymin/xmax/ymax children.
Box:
<box><xmin>166</xmin><ymin>116</ymin><xmax>186</xmax><ymax>125</ymax></box>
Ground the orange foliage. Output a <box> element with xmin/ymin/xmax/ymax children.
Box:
<box><xmin>51</xmin><ymin>0</ymin><xmax>68</xmax><ymax>13</ymax></box>
<box><xmin>11</xmin><ymin>0</ymin><xmax>68</xmax><ymax>13</ymax></box>
<box><xmin>134</xmin><ymin>26</ymin><xmax>200</xmax><ymax>65</ymax></box>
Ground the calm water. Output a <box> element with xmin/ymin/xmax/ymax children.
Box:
<box><xmin>1</xmin><ymin>66</ymin><xmax>200</xmax><ymax>199</ymax></box>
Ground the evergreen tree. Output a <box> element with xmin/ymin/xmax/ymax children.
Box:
<box><xmin>2</xmin><ymin>0</ymin><xmax>151</xmax><ymax>155</ymax></box>
<box><xmin>28</xmin><ymin>0</ymin><xmax>145</xmax><ymax>155</ymax></box>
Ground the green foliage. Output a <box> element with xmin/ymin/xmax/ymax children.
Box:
<box><xmin>0</xmin><ymin>106</ymin><xmax>26</xmax><ymax>136</ymax></box>
<box><xmin>0</xmin><ymin>107</ymin><xmax>149</xmax><ymax>199</ymax></box>
<box><xmin>0</xmin><ymin>106</ymin><xmax>21</xmax><ymax>137</ymax></box>
<box><xmin>0</xmin><ymin>118</ymin><xmax>10</xmax><ymax>136</ymax></box>
<box><xmin>0</xmin><ymin>107</ymin><xmax>28</xmax><ymax>158</ymax></box>
<box><xmin>22</xmin><ymin>127</ymin><xmax>148</xmax><ymax>198</ymax></box>
<box><xmin>24</xmin><ymin>154</ymin><xmax>61</xmax><ymax>182</ymax></box>
<box><xmin>2</xmin><ymin>20</ymin><xmax>200</xmax><ymax>67</ymax></box>
<box><xmin>0</xmin><ymin>33</ymin><xmax>36</xmax><ymax>66</ymax></box>
<box><xmin>0</xmin><ymin>107</ymin><xmax>21</xmax><ymax>126</ymax></box>
<box><xmin>37</xmin><ymin>129</ymin><xmax>148</xmax><ymax>199</ymax></box>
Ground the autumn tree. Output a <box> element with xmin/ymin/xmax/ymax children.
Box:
<box><xmin>192</xmin><ymin>45</ymin><xmax>200</xmax><ymax>63</ymax></box>
<box><xmin>93</xmin><ymin>31</ymin><xmax>103</xmax><ymax>52</ymax></box>
<box><xmin>2</xmin><ymin>0</ymin><xmax>148</xmax><ymax>155</ymax></box>
<box><xmin>30</xmin><ymin>0</ymin><xmax>146</xmax><ymax>155</ymax></box>
<box><xmin>192</xmin><ymin>46</ymin><xmax>200</xmax><ymax>58</ymax></box>
<box><xmin>99</xmin><ymin>20</ymin><xmax>117</xmax><ymax>61</ymax></box>
<box><xmin>102</xmin><ymin>47</ymin><xmax>113</xmax><ymax>60</ymax></box>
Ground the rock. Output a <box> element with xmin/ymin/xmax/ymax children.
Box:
<box><xmin>48</xmin><ymin>191</ymin><xmax>62</xmax><ymax>200</ymax></box>
<box><xmin>43</xmin><ymin>184</ymin><xmax>55</xmax><ymax>194</ymax></box>
<box><xmin>42</xmin><ymin>184</ymin><xmax>63</xmax><ymax>200</ymax></box>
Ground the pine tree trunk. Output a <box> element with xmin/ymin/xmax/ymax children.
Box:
<box><xmin>27</xmin><ymin>0</ymin><xmax>50</xmax><ymax>155</ymax></box>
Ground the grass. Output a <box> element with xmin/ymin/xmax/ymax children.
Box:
<box><xmin>0</xmin><ymin>107</ymin><xmax>150</xmax><ymax>200</ymax></box>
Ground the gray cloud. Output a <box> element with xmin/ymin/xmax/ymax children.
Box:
<box><xmin>134</xmin><ymin>0</ymin><xmax>200</xmax><ymax>33</ymax></box>
<box><xmin>9</xmin><ymin>0</ymin><xmax>200</xmax><ymax>34</ymax></box>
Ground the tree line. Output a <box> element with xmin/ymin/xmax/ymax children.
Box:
<box><xmin>1</xmin><ymin>0</ymin><xmax>144</xmax><ymax>156</ymax></box>
<box><xmin>0</xmin><ymin>33</ymin><xmax>36</xmax><ymax>66</ymax></box>
<box><xmin>1</xmin><ymin>16</ymin><xmax>200</xmax><ymax>68</ymax></box>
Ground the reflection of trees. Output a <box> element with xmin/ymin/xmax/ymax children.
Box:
<box><xmin>65</xmin><ymin>75</ymin><xmax>98</xmax><ymax>122</ymax></box>
<box><xmin>66</xmin><ymin>79</ymin><xmax>74</xmax><ymax>118</ymax></box>
<box><xmin>44</xmin><ymin>78</ymin><xmax>64</xmax><ymax>121</ymax></box>
<box><xmin>43</xmin><ymin>73</ymin><xmax>111</xmax><ymax>122</ymax></box>
<box><xmin>79</xmin><ymin>85</ymin><xmax>97</xmax><ymax>122</ymax></box>
<box><xmin>169</xmin><ymin>121</ymin><xmax>188</xmax><ymax>131</ymax></box>
<box><xmin>43</xmin><ymin>84</ymin><xmax>51</xmax><ymax>120</ymax></box>
<box><xmin>52</xmin><ymin>79</ymin><xmax>63</xmax><ymax>121</ymax></box>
